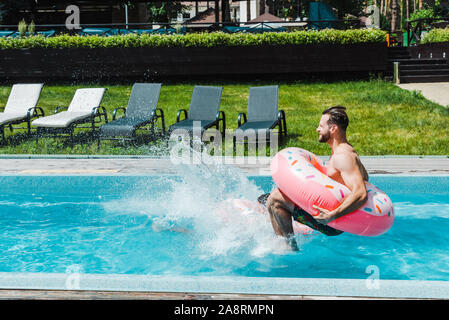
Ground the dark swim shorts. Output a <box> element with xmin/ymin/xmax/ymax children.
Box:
<box><xmin>291</xmin><ymin>206</ymin><xmax>343</xmax><ymax>236</ymax></box>
<box><xmin>257</xmin><ymin>193</ymin><xmax>344</xmax><ymax>237</ymax></box>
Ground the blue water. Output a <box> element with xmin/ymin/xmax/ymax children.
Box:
<box><xmin>0</xmin><ymin>172</ymin><xmax>448</xmax><ymax>281</ymax></box>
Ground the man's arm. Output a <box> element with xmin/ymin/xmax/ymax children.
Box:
<box><xmin>313</xmin><ymin>154</ymin><xmax>368</xmax><ymax>225</ymax></box>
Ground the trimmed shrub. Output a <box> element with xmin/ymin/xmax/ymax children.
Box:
<box><xmin>0</xmin><ymin>29</ymin><xmax>387</xmax><ymax>49</ymax></box>
<box><xmin>421</xmin><ymin>28</ymin><xmax>449</xmax><ymax>44</ymax></box>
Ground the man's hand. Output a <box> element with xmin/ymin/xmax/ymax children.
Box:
<box><xmin>312</xmin><ymin>205</ymin><xmax>336</xmax><ymax>225</ymax></box>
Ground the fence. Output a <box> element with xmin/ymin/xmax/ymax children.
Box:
<box><xmin>405</xmin><ymin>17</ymin><xmax>449</xmax><ymax>47</ymax></box>
<box><xmin>0</xmin><ymin>19</ymin><xmax>362</xmax><ymax>37</ymax></box>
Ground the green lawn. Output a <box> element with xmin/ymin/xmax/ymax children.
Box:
<box><xmin>0</xmin><ymin>80</ymin><xmax>448</xmax><ymax>156</ymax></box>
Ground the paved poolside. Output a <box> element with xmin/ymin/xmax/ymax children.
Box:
<box><xmin>397</xmin><ymin>82</ymin><xmax>449</xmax><ymax>107</ymax></box>
<box><xmin>0</xmin><ymin>155</ymin><xmax>448</xmax><ymax>175</ymax></box>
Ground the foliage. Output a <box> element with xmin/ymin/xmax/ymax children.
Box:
<box><xmin>0</xmin><ymin>0</ymin><xmax>36</xmax><ymax>25</ymax></box>
<box><xmin>18</xmin><ymin>19</ymin><xmax>27</xmax><ymax>37</ymax></box>
<box><xmin>408</xmin><ymin>1</ymin><xmax>449</xmax><ymax>28</ymax></box>
<box><xmin>147</xmin><ymin>1</ymin><xmax>190</xmax><ymax>23</ymax></box>
<box><xmin>380</xmin><ymin>13</ymin><xmax>391</xmax><ymax>31</ymax></box>
<box><xmin>409</xmin><ymin>7</ymin><xmax>436</xmax><ymax>24</ymax></box>
<box><xmin>421</xmin><ymin>28</ymin><xmax>449</xmax><ymax>43</ymax></box>
<box><xmin>278</xmin><ymin>0</ymin><xmax>366</xmax><ymax>20</ymax></box>
<box><xmin>28</xmin><ymin>20</ymin><xmax>35</xmax><ymax>35</ymax></box>
<box><xmin>321</xmin><ymin>0</ymin><xmax>366</xmax><ymax>19</ymax></box>
<box><xmin>267</xmin><ymin>0</ymin><xmax>301</xmax><ymax>20</ymax></box>
<box><xmin>0</xmin><ymin>29</ymin><xmax>387</xmax><ymax>50</ymax></box>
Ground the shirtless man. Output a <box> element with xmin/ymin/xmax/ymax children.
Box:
<box><xmin>263</xmin><ymin>106</ymin><xmax>369</xmax><ymax>250</ymax></box>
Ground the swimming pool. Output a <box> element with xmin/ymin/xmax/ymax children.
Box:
<box><xmin>0</xmin><ymin>168</ymin><xmax>448</xmax><ymax>298</ymax></box>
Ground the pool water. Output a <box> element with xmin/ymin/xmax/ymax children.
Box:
<box><xmin>0</xmin><ymin>167</ymin><xmax>448</xmax><ymax>282</ymax></box>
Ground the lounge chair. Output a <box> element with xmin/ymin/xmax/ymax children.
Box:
<box><xmin>38</xmin><ymin>30</ymin><xmax>56</xmax><ymax>37</ymax></box>
<box><xmin>130</xmin><ymin>29</ymin><xmax>157</xmax><ymax>35</ymax></box>
<box><xmin>0</xmin><ymin>84</ymin><xmax>44</xmax><ymax>143</ymax></box>
<box><xmin>98</xmin><ymin>83</ymin><xmax>165</xmax><ymax>145</ymax></box>
<box><xmin>233</xmin><ymin>85</ymin><xmax>286</xmax><ymax>146</ymax></box>
<box><xmin>0</xmin><ymin>31</ymin><xmax>15</xmax><ymax>38</ymax></box>
<box><xmin>168</xmin><ymin>86</ymin><xmax>225</xmax><ymax>137</ymax></box>
<box><xmin>32</xmin><ymin>88</ymin><xmax>108</xmax><ymax>144</ymax></box>
<box><xmin>79</xmin><ymin>28</ymin><xmax>114</xmax><ymax>36</ymax></box>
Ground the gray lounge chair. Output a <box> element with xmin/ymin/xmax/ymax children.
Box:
<box><xmin>168</xmin><ymin>86</ymin><xmax>225</xmax><ymax>136</ymax></box>
<box><xmin>0</xmin><ymin>84</ymin><xmax>44</xmax><ymax>143</ymax></box>
<box><xmin>233</xmin><ymin>85</ymin><xmax>286</xmax><ymax>146</ymax></box>
<box><xmin>98</xmin><ymin>83</ymin><xmax>164</xmax><ymax>145</ymax></box>
<box><xmin>32</xmin><ymin>88</ymin><xmax>108</xmax><ymax>145</ymax></box>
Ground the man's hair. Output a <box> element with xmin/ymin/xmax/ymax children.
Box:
<box><xmin>322</xmin><ymin>106</ymin><xmax>349</xmax><ymax>131</ymax></box>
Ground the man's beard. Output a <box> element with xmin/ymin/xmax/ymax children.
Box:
<box><xmin>318</xmin><ymin>132</ymin><xmax>330</xmax><ymax>143</ymax></box>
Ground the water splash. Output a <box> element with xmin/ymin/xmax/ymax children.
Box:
<box><xmin>102</xmin><ymin>141</ymin><xmax>296</xmax><ymax>259</ymax></box>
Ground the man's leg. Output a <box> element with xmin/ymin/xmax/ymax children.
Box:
<box><xmin>266</xmin><ymin>188</ymin><xmax>298</xmax><ymax>250</ymax></box>
<box><xmin>261</xmin><ymin>191</ymin><xmax>344</xmax><ymax>237</ymax></box>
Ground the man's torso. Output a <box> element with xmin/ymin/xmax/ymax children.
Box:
<box><xmin>326</xmin><ymin>145</ymin><xmax>369</xmax><ymax>186</ymax></box>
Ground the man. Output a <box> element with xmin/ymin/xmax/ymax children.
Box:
<box><xmin>261</xmin><ymin>106</ymin><xmax>369</xmax><ymax>250</ymax></box>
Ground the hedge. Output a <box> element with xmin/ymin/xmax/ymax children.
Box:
<box><xmin>0</xmin><ymin>29</ymin><xmax>388</xmax><ymax>49</ymax></box>
<box><xmin>421</xmin><ymin>28</ymin><xmax>449</xmax><ymax>44</ymax></box>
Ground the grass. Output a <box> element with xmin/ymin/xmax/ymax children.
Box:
<box><xmin>0</xmin><ymin>80</ymin><xmax>448</xmax><ymax>156</ymax></box>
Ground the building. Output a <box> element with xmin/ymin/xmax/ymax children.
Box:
<box><xmin>7</xmin><ymin>1</ymin><xmax>148</xmax><ymax>26</ymax></box>
<box><xmin>6</xmin><ymin>0</ymin><xmax>280</xmax><ymax>27</ymax></box>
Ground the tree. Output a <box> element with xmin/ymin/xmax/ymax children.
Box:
<box><xmin>222</xmin><ymin>0</ymin><xmax>231</xmax><ymax>22</ymax></box>
<box><xmin>146</xmin><ymin>1</ymin><xmax>190</xmax><ymax>23</ymax></box>
<box><xmin>260</xmin><ymin>0</ymin><xmax>266</xmax><ymax>15</ymax></box>
<box><xmin>390</xmin><ymin>0</ymin><xmax>400</xmax><ymax>31</ymax></box>
<box><xmin>266</xmin><ymin>0</ymin><xmax>302</xmax><ymax>20</ymax></box>
<box><xmin>0</xmin><ymin>0</ymin><xmax>36</xmax><ymax>25</ymax></box>
<box><xmin>323</xmin><ymin>0</ymin><xmax>366</xmax><ymax>18</ymax></box>
<box><xmin>406</xmin><ymin>0</ymin><xmax>410</xmax><ymax>20</ymax></box>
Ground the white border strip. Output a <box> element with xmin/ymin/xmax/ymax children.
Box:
<box><xmin>0</xmin><ymin>272</ymin><xmax>448</xmax><ymax>299</ymax></box>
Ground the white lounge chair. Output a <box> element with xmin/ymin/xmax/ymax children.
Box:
<box><xmin>0</xmin><ymin>83</ymin><xmax>44</xmax><ymax>143</ymax></box>
<box><xmin>32</xmin><ymin>88</ymin><xmax>108</xmax><ymax>144</ymax></box>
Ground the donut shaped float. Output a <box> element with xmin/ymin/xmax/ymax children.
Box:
<box><xmin>271</xmin><ymin>147</ymin><xmax>394</xmax><ymax>236</ymax></box>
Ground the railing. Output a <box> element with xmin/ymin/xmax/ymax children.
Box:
<box><xmin>405</xmin><ymin>16</ymin><xmax>449</xmax><ymax>46</ymax></box>
<box><xmin>0</xmin><ymin>19</ymin><xmax>361</xmax><ymax>37</ymax></box>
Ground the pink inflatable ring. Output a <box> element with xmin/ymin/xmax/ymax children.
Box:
<box><xmin>271</xmin><ymin>147</ymin><xmax>394</xmax><ymax>236</ymax></box>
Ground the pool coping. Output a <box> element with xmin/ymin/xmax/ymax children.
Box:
<box><xmin>0</xmin><ymin>272</ymin><xmax>447</xmax><ymax>300</ymax></box>
<box><xmin>0</xmin><ymin>156</ymin><xmax>449</xmax><ymax>175</ymax></box>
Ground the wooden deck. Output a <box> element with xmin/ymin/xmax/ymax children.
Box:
<box><xmin>0</xmin><ymin>289</ymin><xmax>404</xmax><ymax>300</ymax></box>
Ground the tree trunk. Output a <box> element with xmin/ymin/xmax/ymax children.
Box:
<box><xmin>259</xmin><ymin>0</ymin><xmax>265</xmax><ymax>15</ymax></box>
<box><xmin>214</xmin><ymin>0</ymin><xmax>220</xmax><ymax>22</ymax></box>
<box><xmin>419</xmin><ymin>0</ymin><xmax>423</xmax><ymax>9</ymax></box>
<box><xmin>406</xmin><ymin>0</ymin><xmax>409</xmax><ymax>19</ymax></box>
<box><xmin>391</xmin><ymin>0</ymin><xmax>399</xmax><ymax>32</ymax></box>
<box><xmin>222</xmin><ymin>0</ymin><xmax>231</xmax><ymax>22</ymax></box>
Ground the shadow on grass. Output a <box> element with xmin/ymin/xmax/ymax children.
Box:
<box><xmin>1</xmin><ymin>127</ymin><xmax>297</xmax><ymax>156</ymax></box>
<box><xmin>98</xmin><ymin>131</ymin><xmax>167</xmax><ymax>149</ymax></box>
<box><xmin>0</xmin><ymin>132</ymin><xmax>34</xmax><ymax>148</ymax></box>
<box><xmin>0</xmin><ymin>129</ymin><xmax>167</xmax><ymax>153</ymax></box>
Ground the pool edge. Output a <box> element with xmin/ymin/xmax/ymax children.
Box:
<box><xmin>0</xmin><ymin>272</ymin><xmax>447</xmax><ymax>300</ymax></box>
